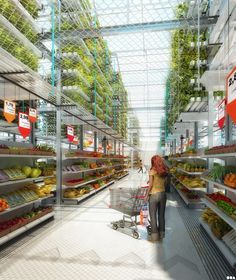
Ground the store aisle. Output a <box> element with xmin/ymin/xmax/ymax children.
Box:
<box><xmin>0</xmin><ymin>171</ymin><xmax>210</xmax><ymax>280</ymax></box>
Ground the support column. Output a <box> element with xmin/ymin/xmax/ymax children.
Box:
<box><xmin>94</xmin><ymin>131</ymin><xmax>97</xmax><ymax>152</ymax></box>
<box><xmin>131</xmin><ymin>148</ymin><xmax>134</xmax><ymax>169</ymax></box>
<box><xmin>80</xmin><ymin>125</ymin><xmax>84</xmax><ymax>151</ymax></box>
<box><xmin>118</xmin><ymin>142</ymin><xmax>121</xmax><ymax>155</ymax></box>
<box><xmin>194</xmin><ymin>122</ymin><xmax>198</xmax><ymax>150</ymax></box>
<box><xmin>114</xmin><ymin>140</ymin><xmax>116</xmax><ymax>155</ymax></box>
<box><xmin>180</xmin><ymin>135</ymin><xmax>184</xmax><ymax>154</ymax></box>
<box><xmin>122</xmin><ymin>144</ymin><xmax>124</xmax><ymax>156</ymax></box>
<box><xmin>54</xmin><ymin>0</ymin><xmax>62</xmax><ymax>205</ymax></box>
<box><xmin>207</xmin><ymin>91</ymin><xmax>214</xmax><ymax>193</ymax></box>
<box><xmin>173</xmin><ymin>139</ymin><xmax>176</xmax><ymax>155</ymax></box>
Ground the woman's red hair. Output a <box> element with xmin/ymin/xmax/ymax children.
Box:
<box><xmin>151</xmin><ymin>155</ymin><xmax>168</xmax><ymax>176</ymax></box>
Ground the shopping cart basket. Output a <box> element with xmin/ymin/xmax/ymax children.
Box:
<box><xmin>109</xmin><ymin>186</ymin><xmax>149</xmax><ymax>239</ymax></box>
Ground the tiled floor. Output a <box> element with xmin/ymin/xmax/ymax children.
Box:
<box><xmin>0</xmin><ymin>171</ymin><xmax>210</xmax><ymax>280</ymax></box>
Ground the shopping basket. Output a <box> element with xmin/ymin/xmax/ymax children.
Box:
<box><xmin>109</xmin><ymin>186</ymin><xmax>149</xmax><ymax>239</ymax></box>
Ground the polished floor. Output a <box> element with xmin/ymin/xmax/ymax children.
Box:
<box><xmin>0</xmin><ymin>171</ymin><xmax>231</xmax><ymax>280</ymax></box>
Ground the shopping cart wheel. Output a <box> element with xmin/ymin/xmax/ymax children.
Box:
<box><xmin>132</xmin><ymin>230</ymin><xmax>139</xmax><ymax>239</ymax></box>
<box><xmin>112</xmin><ymin>223</ymin><xmax>118</xmax><ymax>230</ymax></box>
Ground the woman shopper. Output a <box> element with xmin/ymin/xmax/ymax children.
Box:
<box><xmin>146</xmin><ymin>155</ymin><xmax>169</xmax><ymax>242</ymax></box>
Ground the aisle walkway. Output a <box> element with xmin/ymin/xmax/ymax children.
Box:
<box><xmin>0</xmin><ymin>171</ymin><xmax>210</xmax><ymax>280</ymax></box>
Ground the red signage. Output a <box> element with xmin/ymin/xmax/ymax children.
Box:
<box><xmin>217</xmin><ymin>98</ymin><xmax>226</xmax><ymax>129</ymax></box>
<box><xmin>4</xmin><ymin>100</ymin><xmax>16</xmax><ymax>123</ymax></box>
<box><xmin>28</xmin><ymin>108</ymin><xmax>37</xmax><ymax>123</ymax></box>
<box><xmin>18</xmin><ymin>112</ymin><xmax>31</xmax><ymax>138</ymax></box>
<box><xmin>67</xmin><ymin>125</ymin><xmax>74</xmax><ymax>142</ymax></box>
<box><xmin>226</xmin><ymin>66</ymin><xmax>236</xmax><ymax>123</ymax></box>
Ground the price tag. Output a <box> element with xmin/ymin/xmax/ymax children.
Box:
<box><xmin>217</xmin><ymin>98</ymin><xmax>225</xmax><ymax>129</ymax></box>
<box><xmin>4</xmin><ymin>100</ymin><xmax>16</xmax><ymax>123</ymax></box>
<box><xmin>29</xmin><ymin>108</ymin><xmax>37</xmax><ymax>123</ymax></box>
<box><xmin>226</xmin><ymin>66</ymin><xmax>236</xmax><ymax>123</ymax></box>
<box><xmin>18</xmin><ymin>112</ymin><xmax>31</xmax><ymax>138</ymax></box>
<box><xmin>67</xmin><ymin>125</ymin><xmax>74</xmax><ymax>142</ymax></box>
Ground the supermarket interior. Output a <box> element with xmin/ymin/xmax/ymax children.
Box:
<box><xmin>0</xmin><ymin>0</ymin><xmax>236</xmax><ymax>279</ymax></box>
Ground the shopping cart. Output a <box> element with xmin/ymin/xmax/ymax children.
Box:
<box><xmin>109</xmin><ymin>186</ymin><xmax>149</xmax><ymax>239</ymax></box>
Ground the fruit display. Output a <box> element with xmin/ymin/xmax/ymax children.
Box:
<box><xmin>27</xmin><ymin>183</ymin><xmax>53</xmax><ymax>197</ymax></box>
<box><xmin>0</xmin><ymin>206</ymin><xmax>53</xmax><ymax>238</ymax></box>
<box><xmin>65</xmin><ymin>150</ymin><xmax>127</xmax><ymax>159</ymax></box>
<box><xmin>175</xmin><ymin>174</ymin><xmax>205</xmax><ymax>189</ymax></box>
<box><xmin>175</xmin><ymin>183</ymin><xmax>201</xmax><ymax>201</ymax></box>
<box><xmin>0</xmin><ymin>187</ymin><xmax>39</xmax><ymax>209</ymax></box>
<box><xmin>36</xmin><ymin>162</ymin><xmax>56</xmax><ymax>176</ymax></box>
<box><xmin>177</xmin><ymin>162</ymin><xmax>206</xmax><ymax>173</ymax></box>
<box><xmin>0</xmin><ymin>198</ymin><xmax>9</xmax><ymax>212</ymax></box>
<box><xmin>0</xmin><ymin>170</ymin><xmax>9</xmax><ymax>183</ymax></box>
<box><xmin>224</xmin><ymin>174</ymin><xmax>236</xmax><ymax>188</ymax></box>
<box><xmin>63</xmin><ymin>187</ymin><xmax>91</xmax><ymax>198</ymax></box>
<box><xmin>202</xmin><ymin>208</ymin><xmax>232</xmax><ymax>239</ymax></box>
<box><xmin>3</xmin><ymin>168</ymin><xmax>26</xmax><ymax>180</ymax></box>
<box><xmin>205</xmin><ymin>144</ymin><xmax>236</xmax><ymax>155</ymax></box>
<box><xmin>205</xmin><ymin>192</ymin><xmax>236</xmax><ymax>219</ymax></box>
<box><xmin>0</xmin><ymin>145</ymin><xmax>55</xmax><ymax>156</ymax></box>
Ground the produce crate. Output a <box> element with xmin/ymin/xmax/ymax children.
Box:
<box><xmin>0</xmin><ymin>149</ymin><xmax>9</xmax><ymax>154</ymax></box>
<box><xmin>0</xmin><ymin>228</ymin><xmax>11</xmax><ymax>238</ymax></box>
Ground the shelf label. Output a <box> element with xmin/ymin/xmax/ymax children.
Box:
<box><xmin>226</xmin><ymin>66</ymin><xmax>236</xmax><ymax>123</ymax></box>
<box><xmin>18</xmin><ymin>112</ymin><xmax>31</xmax><ymax>138</ymax></box>
<box><xmin>4</xmin><ymin>100</ymin><xmax>16</xmax><ymax>123</ymax></box>
<box><xmin>28</xmin><ymin>108</ymin><xmax>37</xmax><ymax>123</ymax></box>
<box><xmin>217</xmin><ymin>98</ymin><xmax>225</xmax><ymax>129</ymax></box>
<box><xmin>67</xmin><ymin>125</ymin><xmax>74</xmax><ymax>142</ymax></box>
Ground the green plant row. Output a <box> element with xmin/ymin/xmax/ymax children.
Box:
<box><xmin>0</xmin><ymin>0</ymin><xmax>38</xmax><ymax>44</ymax></box>
<box><xmin>0</xmin><ymin>25</ymin><xmax>38</xmax><ymax>70</ymax></box>
<box><xmin>19</xmin><ymin>0</ymin><xmax>39</xmax><ymax>19</ymax></box>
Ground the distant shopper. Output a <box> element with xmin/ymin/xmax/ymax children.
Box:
<box><xmin>146</xmin><ymin>155</ymin><xmax>169</xmax><ymax>242</ymax></box>
<box><xmin>138</xmin><ymin>160</ymin><xmax>143</xmax><ymax>173</ymax></box>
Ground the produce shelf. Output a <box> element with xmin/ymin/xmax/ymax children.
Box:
<box><xmin>0</xmin><ymin>211</ymin><xmax>55</xmax><ymax>246</ymax></box>
<box><xmin>173</xmin><ymin>184</ymin><xmax>204</xmax><ymax>209</ymax></box>
<box><xmin>199</xmin><ymin>218</ymin><xmax>236</xmax><ymax>268</ymax></box>
<box><xmin>177</xmin><ymin>168</ymin><xmax>204</xmax><ymax>176</ymax></box>
<box><xmin>116</xmin><ymin>173</ymin><xmax>129</xmax><ymax>180</ymax></box>
<box><xmin>0</xmin><ymin>195</ymin><xmax>54</xmax><ymax>216</ymax></box>
<box><xmin>202</xmin><ymin>153</ymin><xmax>236</xmax><ymax>159</ymax></box>
<box><xmin>201</xmin><ymin>198</ymin><xmax>236</xmax><ymax>230</ymax></box>
<box><xmin>62</xmin><ymin>174</ymin><xmax>114</xmax><ymax>189</ymax></box>
<box><xmin>201</xmin><ymin>177</ymin><xmax>236</xmax><ymax>194</ymax></box>
<box><xmin>170</xmin><ymin>156</ymin><xmax>204</xmax><ymax>160</ymax></box>
<box><xmin>63</xmin><ymin>156</ymin><xmax>127</xmax><ymax>160</ymax></box>
<box><xmin>0</xmin><ymin>175</ymin><xmax>54</xmax><ymax>187</ymax></box>
<box><xmin>172</xmin><ymin>174</ymin><xmax>206</xmax><ymax>192</ymax></box>
<box><xmin>63</xmin><ymin>181</ymin><xmax>115</xmax><ymax>204</ymax></box>
<box><xmin>0</xmin><ymin>154</ymin><xmax>55</xmax><ymax>159</ymax></box>
<box><xmin>63</xmin><ymin>164</ymin><xmax>126</xmax><ymax>175</ymax></box>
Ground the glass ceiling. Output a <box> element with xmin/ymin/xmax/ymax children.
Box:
<box><xmin>92</xmin><ymin>0</ymin><xmax>183</xmax><ymax>151</ymax></box>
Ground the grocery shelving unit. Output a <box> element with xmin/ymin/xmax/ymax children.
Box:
<box><xmin>0</xmin><ymin>0</ymin><xmax>135</xmax><ymax>246</ymax></box>
<box><xmin>199</xmin><ymin>218</ymin><xmax>236</xmax><ymax>268</ymax></box>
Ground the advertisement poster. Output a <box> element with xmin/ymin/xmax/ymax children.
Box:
<box><xmin>4</xmin><ymin>100</ymin><xmax>16</xmax><ymax>123</ymax></box>
<box><xmin>18</xmin><ymin>112</ymin><xmax>31</xmax><ymax>138</ymax></box>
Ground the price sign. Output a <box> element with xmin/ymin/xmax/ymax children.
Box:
<box><xmin>217</xmin><ymin>98</ymin><xmax>225</xmax><ymax>129</ymax></box>
<box><xmin>4</xmin><ymin>100</ymin><xmax>16</xmax><ymax>123</ymax></box>
<box><xmin>67</xmin><ymin>125</ymin><xmax>74</xmax><ymax>142</ymax></box>
<box><xmin>28</xmin><ymin>108</ymin><xmax>37</xmax><ymax>123</ymax></box>
<box><xmin>73</xmin><ymin>136</ymin><xmax>79</xmax><ymax>145</ymax></box>
<box><xmin>226</xmin><ymin>66</ymin><xmax>236</xmax><ymax>123</ymax></box>
<box><xmin>18</xmin><ymin>112</ymin><xmax>31</xmax><ymax>138</ymax></box>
